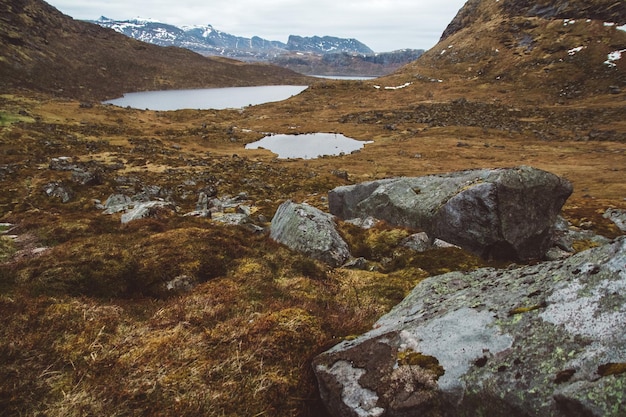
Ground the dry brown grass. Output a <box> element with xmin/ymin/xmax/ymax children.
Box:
<box><xmin>1</xmin><ymin>12</ymin><xmax>626</xmax><ymax>414</ymax></box>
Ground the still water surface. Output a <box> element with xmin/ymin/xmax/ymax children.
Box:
<box><xmin>245</xmin><ymin>133</ymin><xmax>373</xmax><ymax>159</ymax></box>
<box><xmin>103</xmin><ymin>85</ymin><xmax>308</xmax><ymax>111</ymax></box>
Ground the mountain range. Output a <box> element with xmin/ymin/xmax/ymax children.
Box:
<box><xmin>91</xmin><ymin>17</ymin><xmax>424</xmax><ymax>76</ymax></box>
<box><xmin>92</xmin><ymin>17</ymin><xmax>375</xmax><ymax>59</ymax></box>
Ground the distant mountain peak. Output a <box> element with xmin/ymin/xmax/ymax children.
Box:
<box><xmin>91</xmin><ymin>18</ymin><xmax>376</xmax><ymax>59</ymax></box>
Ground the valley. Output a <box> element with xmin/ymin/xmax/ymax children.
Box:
<box><xmin>1</xmin><ymin>0</ymin><xmax>625</xmax><ymax>416</ymax></box>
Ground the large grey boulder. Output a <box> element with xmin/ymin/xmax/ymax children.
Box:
<box><xmin>270</xmin><ymin>200</ymin><xmax>351</xmax><ymax>267</ymax></box>
<box><xmin>328</xmin><ymin>166</ymin><xmax>572</xmax><ymax>260</ymax></box>
<box><xmin>313</xmin><ymin>237</ymin><xmax>626</xmax><ymax>417</ymax></box>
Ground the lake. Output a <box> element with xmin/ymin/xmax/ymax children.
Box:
<box><xmin>245</xmin><ymin>133</ymin><xmax>373</xmax><ymax>159</ymax></box>
<box><xmin>103</xmin><ymin>85</ymin><xmax>308</xmax><ymax>111</ymax></box>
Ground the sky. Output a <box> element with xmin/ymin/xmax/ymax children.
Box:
<box><xmin>45</xmin><ymin>0</ymin><xmax>468</xmax><ymax>52</ymax></box>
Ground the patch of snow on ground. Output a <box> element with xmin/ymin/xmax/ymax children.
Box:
<box><xmin>384</xmin><ymin>82</ymin><xmax>412</xmax><ymax>90</ymax></box>
<box><xmin>605</xmin><ymin>49</ymin><xmax>626</xmax><ymax>68</ymax></box>
<box><xmin>604</xmin><ymin>22</ymin><xmax>616</xmax><ymax>27</ymax></box>
<box><xmin>619</xmin><ymin>25</ymin><xmax>626</xmax><ymax>32</ymax></box>
<box><xmin>568</xmin><ymin>46</ymin><xmax>585</xmax><ymax>56</ymax></box>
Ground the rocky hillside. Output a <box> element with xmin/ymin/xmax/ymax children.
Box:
<box><xmin>386</xmin><ymin>0</ymin><xmax>626</xmax><ymax>100</ymax></box>
<box><xmin>0</xmin><ymin>0</ymin><xmax>311</xmax><ymax>100</ymax></box>
<box><xmin>270</xmin><ymin>49</ymin><xmax>425</xmax><ymax>77</ymax></box>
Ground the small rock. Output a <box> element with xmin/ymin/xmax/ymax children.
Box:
<box><xmin>120</xmin><ymin>201</ymin><xmax>176</xmax><ymax>224</ymax></box>
<box><xmin>165</xmin><ymin>275</ymin><xmax>196</xmax><ymax>292</ymax></box>
<box><xmin>43</xmin><ymin>182</ymin><xmax>74</xmax><ymax>203</ymax></box>
<box><xmin>103</xmin><ymin>194</ymin><xmax>132</xmax><ymax>214</ymax></box>
<box><xmin>609</xmin><ymin>85</ymin><xmax>621</xmax><ymax>95</ymax></box>
<box><xmin>49</xmin><ymin>157</ymin><xmax>75</xmax><ymax>171</ymax></box>
<box><xmin>343</xmin><ymin>257</ymin><xmax>369</xmax><ymax>270</ymax></box>
<box><xmin>604</xmin><ymin>208</ymin><xmax>626</xmax><ymax>232</ymax></box>
<box><xmin>71</xmin><ymin>169</ymin><xmax>101</xmax><ymax>185</ymax></box>
<box><xmin>400</xmin><ymin>232</ymin><xmax>432</xmax><ymax>252</ymax></box>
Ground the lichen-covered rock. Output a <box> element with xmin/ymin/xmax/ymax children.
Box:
<box><xmin>313</xmin><ymin>237</ymin><xmax>626</xmax><ymax>417</ymax></box>
<box><xmin>328</xmin><ymin>166</ymin><xmax>572</xmax><ymax>260</ymax></box>
<box><xmin>103</xmin><ymin>194</ymin><xmax>133</xmax><ymax>214</ymax></box>
<box><xmin>604</xmin><ymin>208</ymin><xmax>626</xmax><ymax>232</ymax></box>
<box><xmin>270</xmin><ymin>200</ymin><xmax>351</xmax><ymax>267</ymax></box>
<box><xmin>120</xmin><ymin>201</ymin><xmax>177</xmax><ymax>224</ymax></box>
<box><xmin>43</xmin><ymin>182</ymin><xmax>74</xmax><ymax>203</ymax></box>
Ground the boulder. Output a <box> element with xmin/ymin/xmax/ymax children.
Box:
<box><xmin>313</xmin><ymin>237</ymin><xmax>626</xmax><ymax>417</ymax></box>
<box><xmin>270</xmin><ymin>200</ymin><xmax>351</xmax><ymax>267</ymax></box>
<box><xmin>328</xmin><ymin>166</ymin><xmax>572</xmax><ymax>260</ymax></box>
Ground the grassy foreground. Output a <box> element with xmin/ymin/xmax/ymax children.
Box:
<box><xmin>1</xmin><ymin>80</ymin><xmax>625</xmax><ymax>416</ymax></box>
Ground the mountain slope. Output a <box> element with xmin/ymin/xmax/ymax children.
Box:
<box><xmin>0</xmin><ymin>0</ymin><xmax>311</xmax><ymax>100</ymax></box>
<box><xmin>388</xmin><ymin>0</ymin><xmax>626</xmax><ymax>101</ymax></box>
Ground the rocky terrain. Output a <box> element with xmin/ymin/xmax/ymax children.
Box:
<box><xmin>0</xmin><ymin>0</ymin><xmax>625</xmax><ymax>416</ymax></box>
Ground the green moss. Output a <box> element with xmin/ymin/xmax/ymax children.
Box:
<box><xmin>508</xmin><ymin>301</ymin><xmax>547</xmax><ymax>316</ymax></box>
<box><xmin>0</xmin><ymin>236</ymin><xmax>16</xmax><ymax>262</ymax></box>
<box><xmin>398</xmin><ymin>350</ymin><xmax>445</xmax><ymax>378</ymax></box>
<box><xmin>572</xmin><ymin>239</ymin><xmax>601</xmax><ymax>253</ymax></box>
<box><xmin>0</xmin><ymin>111</ymin><xmax>34</xmax><ymax>126</ymax></box>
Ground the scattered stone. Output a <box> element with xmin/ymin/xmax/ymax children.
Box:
<box><xmin>314</xmin><ymin>237</ymin><xmax>626</xmax><ymax>417</ymax></box>
<box><xmin>43</xmin><ymin>182</ymin><xmax>74</xmax><ymax>203</ymax></box>
<box><xmin>196</xmin><ymin>192</ymin><xmax>209</xmax><ymax>211</ymax></box>
<box><xmin>236</xmin><ymin>205</ymin><xmax>252</xmax><ymax>216</ymax></box>
<box><xmin>331</xmin><ymin>170</ymin><xmax>349</xmax><ymax>180</ymax></box>
<box><xmin>270</xmin><ymin>200</ymin><xmax>351</xmax><ymax>267</ymax></box>
<box><xmin>120</xmin><ymin>201</ymin><xmax>176</xmax><ymax>224</ymax></box>
<box><xmin>49</xmin><ymin>156</ymin><xmax>76</xmax><ymax>171</ymax></box>
<box><xmin>400</xmin><ymin>232</ymin><xmax>431</xmax><ymax>252</ymax></box>
<box><xmin>432</xmin><ymin>239</ymin><xmax>460</xmax><ymax>249</ymax></box>
<box><xmin>71</xmin><ymin>168</ymin><xmax>102</xmax><ymax>185</ymax></box>
<box><xmin>103</xmin><ymin>194</ymin><xmax>133</xmax><ymax>214</ymax></box>
<box><xmin>343</xmin><ymin>257</ymin><xmax>369</xmax><ymax>270</ymax></box>
<box><xmin>165</xmin><ymin>275</ymin><xmax>196</xmax><ymax>292</ymax></box>
<box><xmin>329</xmin><ymin>166</ymin><xmax>572</xmax><ymax>261</ymax></box>
<box><xmin>212</xmin><ymin>213</ymin><xmax>250</xmax><ymax>226</ymax></box>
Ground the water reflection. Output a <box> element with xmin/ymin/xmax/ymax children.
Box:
<box><xmin>245</xmin><ymin>133</ymin><xmax>372</xmax><ymax>159</ymax></box>
<box><xmin>103</xmin><ymin>85</ymin><xmax>308</xmax><ymax>111</ymax></box>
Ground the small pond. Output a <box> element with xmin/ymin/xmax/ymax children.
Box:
<box><xmin>245</xmin><ymin>133</ymin><xmax>373</xmax><ymax>159</ymax></box>
<box><xmin>103</xmin><ymin>85</ymin><xmax>308</xmax><ymax>111</ymax></box>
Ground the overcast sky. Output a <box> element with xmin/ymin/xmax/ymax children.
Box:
<box><xmin>45</xmin><ymin>0</ymin><xmax>468</xmax><ymax>52</ymax></box>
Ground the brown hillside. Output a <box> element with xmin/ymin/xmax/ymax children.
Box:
<box><xmin>374</xmin><ymin>0</ymin><xmax>626</xmax><ymax>103</ymax></box>
<box><xmin>0</xmin><ymin>0</ymin><xmax>312</xmax><ymax>100</ymax></box>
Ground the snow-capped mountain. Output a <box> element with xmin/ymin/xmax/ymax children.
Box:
<box><xmin>92</xmin><ymin>17</ymin><xmax>373</xmax><ymax>60</ymax></box>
